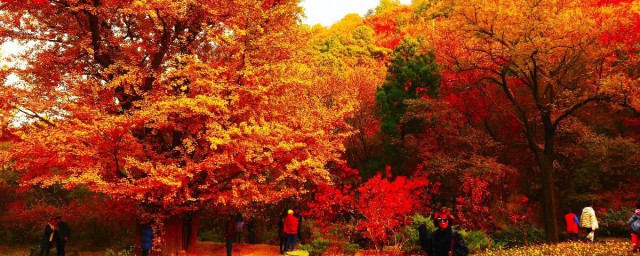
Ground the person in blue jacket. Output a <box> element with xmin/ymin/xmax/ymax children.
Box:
<box><xmin>141</xmin><ymin>224</ymin><xmax>153</xmax><ymax>256</ymax></box>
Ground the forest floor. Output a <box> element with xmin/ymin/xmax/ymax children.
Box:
<box><xmin>0</xmin><ymin>242</ymin><xmax>305</xmax><ymax>256</ymax></box>
<box><xmin>0</xmin><ymin>238</ymin><xmax>634</xmax><ymax>256</ymax></box>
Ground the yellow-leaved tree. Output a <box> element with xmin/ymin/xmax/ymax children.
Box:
<box><xmin>0</xmin><ymin>0</ymin><xmax>355</xmax><ymax>253</ymax></box>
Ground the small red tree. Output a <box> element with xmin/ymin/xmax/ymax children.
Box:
<box><xmin>356</xmin><ymin>166</ymin><xmax>434</xmax><ymax>251</ymax></box>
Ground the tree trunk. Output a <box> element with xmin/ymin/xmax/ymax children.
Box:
<box><xmin>135</xmin><ymin>223</ymin><xmax>142</xmax><ymax>256</ymax></box>
<box><xmin>538</xmin><ymin>153</ymin><xmax>559</xmax><ymax>243</ymax></box>
<box><xmin>163</xmin><ymin>215</ymin><xmax>183</xmax><ymax>256</ymax></box>
<box><xmin>161</xmin><ymin>212</ymin><xmax>200</xmax><ymax>255</ymax></box>
<box><xmin>185</xmin><ymin>212</ymin><xmax>202</xmax><ymax>251</ymax></box>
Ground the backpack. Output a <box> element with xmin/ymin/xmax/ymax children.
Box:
<box><xmin>632</xmin><ymin>219</ymin><xmax>640</xmax><ymax>233</ymax></box>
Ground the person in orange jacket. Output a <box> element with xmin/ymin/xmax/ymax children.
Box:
<box><xmin>283</xmin><ymin>209</ymin><xmax>299</xmax><ymax>252</ymax></box>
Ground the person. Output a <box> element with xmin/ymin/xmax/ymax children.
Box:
<box><xmin>224</xmin><ymin>214</ymin><xmax>236</xmax><ymax>256</ymax></box>
<box><xmin>246</xmin><ymin>216</ymin><xmax>255</xmax><ymax>244</ymax></box>
<box><xmin>235</xmin><ymin>213</ymin><xmax>244</xmax><ymax>243</ymax></box>
<box><xmin>277</xmin><ymin>210</ymin><xmax>287</xmax><ymax>254</ymax></box>
<box><xmin>293</xmin><ymin>208</ymin><xmax>304</xmax><ymax>244</ymax></box>
<box><xmin>627</xmin><ymin>198</ymin><xmax>640</xmax><ymax>252</ymax></box>
<box><xmin>140</xmin><ymin>224</ymin><xmax>153</xmax><ymax>256</ymax></box>
<box><xmin>422</xmin><ymin>207</ymin><xmax>468</xmax><ymax>256</ymax></box>
<box><xmin>283</xmin><ymin>209</ymin><xmax>299</xmax><ymax>252</ymax></box>
<box><xmin>54</xmin><ymin>216</ymin><xmax>70</xmax><ymax>256</ymax></box>
<box><xmin>564</xmin><ymin>209</ymin><xmax>580</xmax><ymax>241</ymax></box>
<box><xmin>39</xmin><ymin>218</ymin><xmax>56</xmax><ymax>256</ymax></box>
<box><xmin>580</xmin><ymin>201</ymin><xmax>599</xmax><ymax>242</ymax></box>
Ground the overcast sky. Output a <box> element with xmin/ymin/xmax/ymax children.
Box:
<box><xmin>300</xmin><ymin>0</ymin><xmax>412</xmax><ymax>27</ymax></box>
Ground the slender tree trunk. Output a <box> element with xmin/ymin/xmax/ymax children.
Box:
<box><xmin>135</xmin><ymin>223</ymin><xmax>142</xmax><ymax>256</ymax></box>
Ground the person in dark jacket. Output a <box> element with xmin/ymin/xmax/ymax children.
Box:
<box><xmin>224</xmin><ymin>214</ymin><xmax>236</xmax><ymax>256</ymax></box>
<box><xmin>39</xmin><ymin>218</ymin><xmax>56</xmax><ymax>256</ymax></box>
<box><xmin>246</xmin><ymin>216</ymin><xmax>256</xmax><ymax>244</ymax></box>
<box><xmin>293</xmin><ymin>208</ymin><xmax>304</xmax><ymax>244</ymax></box>
<box><xmin>54</xmin><ymin>216</ymin><xmax>70</xmax><ymax>256</ymax></box>
<box><xmin>277</xmin><ymin>210</ymin><xmax>287</xmax><ymax>254</ymax></box>
<box><xmin>140</xmin><ymin>224</ymin><xmax>153</xmax><ymax>256</ymax></box>
<box><xmin>422</xmin><ymin>207</ymin><xmax>468</xmax><ymax>256</ymax></box>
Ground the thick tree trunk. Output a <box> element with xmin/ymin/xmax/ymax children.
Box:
<box><xmin>538</xmin><ymin>154</ymin><xmax>559</xmax><ymax>243</ymax></box>
<box><xmin>191</xmin><ymin>213</ymin><xmax>201</xmax><ymax>249</ymax></box>
<box><xmin>163</xmin><ymin>215</ymin><xmax>184</xmax><ymax>255</ymax></box>
<box><xmin>161</xmin><ymin>212</ymin><xmax>200</xmax><ymax>255</ymax></box>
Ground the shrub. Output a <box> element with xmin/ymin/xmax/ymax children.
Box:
<box><xmin>401</xmin><ymin>214</ymin><xmax>435</xmax><ymax>253</ymax></box>
<box><xmin>459</xmin><ymin>230</ymin><xmax>491</xmax><ymax>253</ymax></box>
<box><xmin>300</xmin><ymin>237</ymin><xmax>331</xmax><ymax>256</ymax></box>
<box><xmin>342</xmin><ymin>243</ymin><xmax>360</xmax><ymax>255</ymax></box>
<box><xmin>198</xmin><ymin>229</ymin><xmax>223</xmax><ymax>242</ymax></box>
<box><xmin>356</xmin><ymin>172</ymin><xmax>432</xmax><ymax>251</ymax></box>
<box><xmin>103</xmin><ymin>245</ymin><xmax>134</xmax><ymax>256</ymax></box>
<box><xmin>490</xmin><ymin>226</ymin><xmax>544</xmax><ymax>249</ymax></box>
<box><xmin>597</xmin><ymin>207</ymin><xmax>632</xmax><ymax>237</ymax></box>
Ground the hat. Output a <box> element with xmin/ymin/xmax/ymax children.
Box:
<box><xmin>288</xmin><ymin>209</ymin><xmax>294</xmax><ymax>214</ymax></box>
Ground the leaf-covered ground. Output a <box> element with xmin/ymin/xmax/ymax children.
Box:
<box><xmin>0</xmin><ymin>239</ymin><xmax>636</xmax><ymax>255</ymax></box>
<box><xmin>475</xmin><ymin>240</ymin><xmax>634</xmax><ymax>256</ymax></box>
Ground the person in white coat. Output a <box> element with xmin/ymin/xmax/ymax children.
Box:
<box><xmin>580</xmin><ymin>201</ymin><xmax>599</xmax><ymax>242</ymax></box>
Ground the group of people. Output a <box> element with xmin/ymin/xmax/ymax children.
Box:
<box><xmin>418</xmin><ymin>202</ymin><xmax>598</xmax><ymax>256</ymax></box>
<box><xmin>39</xmin><ymin>216</ymin><xmax>70</xmax><ymax>256</ymax></box>
<box><xmin>564</xmin><ymin>201</ymin><xmax>599</xmax><ymax>242</ymax></box>
<box><xmin>35</xmin><ymin>201</ymin><xmax>640</xmax><ymax>256</ymax></box>
<box><xmin>223</xmin><ymin>213</ymin><xmax>257</xmax><ymax>256</ymax></box>
<box><xmin>565</xmin><ymin>199</ymin><xmax>640</xmax><ymax>253</ymax></box>
<box><xmin>223</xmin><ymin>208</ymin><xmax>305</xmax><ymax>256</ymax></box>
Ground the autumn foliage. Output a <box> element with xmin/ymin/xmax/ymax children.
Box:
<box><xmin>0</xmin><ymin>0</ymin><xmax>639</xmax><ymax>254</ymax></box>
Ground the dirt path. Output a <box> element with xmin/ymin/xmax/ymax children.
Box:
<box><xmin>191</xmin><ymin>241</ymin><xmax>291</xmax><ymax>256</ymax></box>
<box><xmin>0</xmin><ymin>242</ymin><xmax>309</xmax><ymax>256</ymax></box>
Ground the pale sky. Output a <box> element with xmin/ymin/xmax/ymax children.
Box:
<box><xmin>300</xmin><ymin>0</ymin><xmax>412</xmax><ymax>27</ymax></box>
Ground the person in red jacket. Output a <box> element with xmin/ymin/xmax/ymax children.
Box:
<box><xmin>564</xmin><ymin>208</ymin><xmax>580</xmax><ymax>241</ymax></box>
<box><xmin>283</xmin><ymin>209</ymin><xmax>299</xmax><ymax>252</ymax></box>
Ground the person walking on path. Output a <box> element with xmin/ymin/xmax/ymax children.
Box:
<box><xmin>627</xmin><ymin>198</ymin><xmax>640</xmax><ymax>252</ymax></box>
<box><xmin>246</xmin><ymin>216</ymin><xmax>256</xmax><ymax>244</ymax></box>
<box><xmin>141</xmin><ymin>224</ymin><xmax>153</xmax><ymax>256</ymax></box>
<box><xmin>235</xmin><ymin>213</ymin><xmax>244</xmax><ymax>243</ymax></box>
<box><xmin>39</xmin><ymin>218</ymin><xmax>56</xmax><ymax>256</ymax></box>
<box><xmin>224</xmin><ymin>214</ymin><xmax>236</xmax><ymax>256</ymax></box>
<box><xmin>580</xmin><ymin>201</ymin><xmax>599</xmax><ymax>242</ymax></box>
<box><xmin>293</xmin><ymin>208</ymin><xmax>304</xmax><ymax>245</ymax></box>
<box><xmin>564</xmin><ymin>209</ymin><xmax>580</xmax><ymax>241</ymax></box>
<box><xmin>277</xmin><ymin>210</ymin><xmax>287</xmax><ymax>254</ymax></box>
<box><xmin>54</xmin><ymin>216</ymin><xmax>70</xmax><ymax>256</ymax></box>
<box><xmin>283</xmin><ymin>209</ymin><xmax>299</xmax><ymax>252</ymax></box>
<box><xmin>422</xmin><ymin>207</ymin><xmax>468</xmax><ymax>256</ymax></box>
